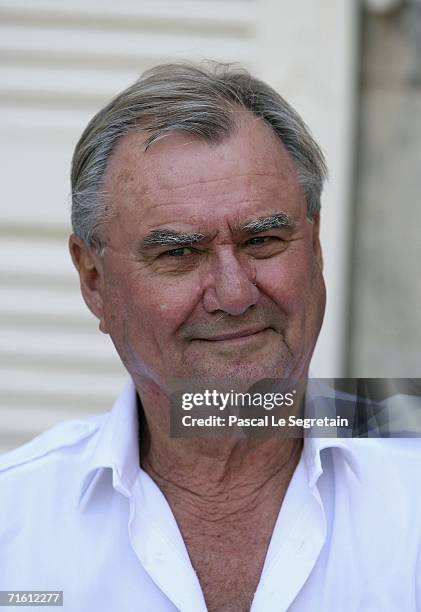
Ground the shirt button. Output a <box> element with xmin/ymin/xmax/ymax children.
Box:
<box><xmin>297</xmin><ymin>539</ymin><xmax>307</xmax><ymax>554</ymax></box>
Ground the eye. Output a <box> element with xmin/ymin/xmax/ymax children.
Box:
<box><xmin>246</xmin><ymin>236</ymin><xmax>275</xmax><ymax>246</ymax></box>
<box><xmin>164</xmin><ymin>247</ymin><xmax>192</xmax><ymax>257</ymax></box>
<box><xmin>243</xmin><ymin>235</ymin><xmax>287</xmax><ymax>259</ymax></box>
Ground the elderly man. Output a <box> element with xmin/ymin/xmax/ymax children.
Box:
<box><xmin>0</xmin><ymin>63</ymin><xmax>420</xmax><ymax>612</ymax></box>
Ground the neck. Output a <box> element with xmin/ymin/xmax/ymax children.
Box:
<box><xmin>137</xmin><ymin>382</ymin><xmax>303</xmax><ymax>521</ymax></box>
<box><xmin>136</xmin><ymin>378</ymin><xmax>304</xmax><ymax>612</ymax></box>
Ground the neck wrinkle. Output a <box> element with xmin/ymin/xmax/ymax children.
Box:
<box><xmin>141</xmin><ymin>434</ymin><xmax>302</xmax><ymax>521</ymax></box>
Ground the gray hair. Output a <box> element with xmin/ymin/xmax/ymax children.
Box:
<box><xmin>71</xmin><ymin>61</ymin><xmax>327</xmax><ymax>254</ymax></box>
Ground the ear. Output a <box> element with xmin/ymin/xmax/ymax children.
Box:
<box><xmin>312</xmin><ymin>211</ymin><xmax>324</xmax><ymax>270</ymax></box>
<box><xmin>69</xmin><ymin>234</ymin><xmax>108</xmax><ymax>333</ymax></box>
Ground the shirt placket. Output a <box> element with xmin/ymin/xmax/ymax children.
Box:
<box><xmin>251</xmin><ymin>474</ymin><xmax>326</xmax><ymax>611</ymax></box>
<box><xmin>127</xmin><ymin>472</ymin><xmax>208</xmax><ymax>612</ymax></box>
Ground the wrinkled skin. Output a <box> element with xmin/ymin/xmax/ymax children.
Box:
<box><xmin>70</xmin><ymin>112</ymin><xmax>326</xmax><ymax>396</ymax></box>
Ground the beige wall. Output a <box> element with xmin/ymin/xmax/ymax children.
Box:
<box><xmin>349</xmin><ymin>4</ymin><xmax>421</xmax><ymax>376</ymax></box>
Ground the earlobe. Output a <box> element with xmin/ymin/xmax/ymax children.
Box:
<box><xmin>68</xmin><ymin>234</ymin><xmax>107</xmax><ymax>331</ymax></box>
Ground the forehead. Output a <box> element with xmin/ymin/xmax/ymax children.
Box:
<box><xmin>103</xmin><ymin>112</ymin><xmax>304</xmax><ymax>236</ymax></box>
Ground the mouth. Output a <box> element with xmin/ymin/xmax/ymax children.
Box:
<box><xmin>196</xmin><ymin>327</ymin><xmax>271</xmax><ymax>344</ymax></box>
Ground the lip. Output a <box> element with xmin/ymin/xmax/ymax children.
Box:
<box><xmin>198</xmin><ymin>327</ymin><xmax>270</xmax><ymax>342</ymax></box>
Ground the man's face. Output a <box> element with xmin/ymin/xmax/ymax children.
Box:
<box><xmin>74</xmin><ymin>113</ymin><xmax>326</xmax><ymax>392</ymax></box>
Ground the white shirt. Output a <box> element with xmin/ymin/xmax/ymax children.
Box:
<box><xmin>0</xmin><ymin>380</ymin><xmax>420</xmax><ymax>611</ymax></box>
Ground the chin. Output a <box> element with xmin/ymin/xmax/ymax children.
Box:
<box><xmin>183</xmin><ymin>355</ymin><xmax>296</xmax><ymax>386</ymax></box>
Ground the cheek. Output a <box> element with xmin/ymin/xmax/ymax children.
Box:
<box><xmin>112</xmin><ymin>275</ymin><xmax>201</xmax><ymax>343</ymax></box>
<box><xmin>257</xmin><ymin>247</ymin><xmax>326</xmax><ymax>331</ymax></box>
<box><xmin>256</xmin><ymin>253</ymin><xmax>314</xmax><ymax>310</ymax></box>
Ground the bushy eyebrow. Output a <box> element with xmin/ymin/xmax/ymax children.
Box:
<box><xmin>238</xmin><ymin>212</ymin><xmax>295</xmax><ymax>234</ymax></box>
<box><xmin>139</xmin><ymin>211</ymin><xmax>295</xmax><ymax>253</ymax></box>
<box><xmin>141</xmin><ymin>229</ymin><xmax>207</xmax><ymax>250</ymax></box>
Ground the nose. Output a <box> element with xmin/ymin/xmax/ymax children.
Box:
<box><xmin>202</xmin><ymin>250</ymin><xmax>258</xmax><ymax>316</ymax></box>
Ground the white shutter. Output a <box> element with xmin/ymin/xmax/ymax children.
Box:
<box><xmin>0</xmin><ymin>0</ymin><xmax>357</xmax><ymax>452</ymax></box>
